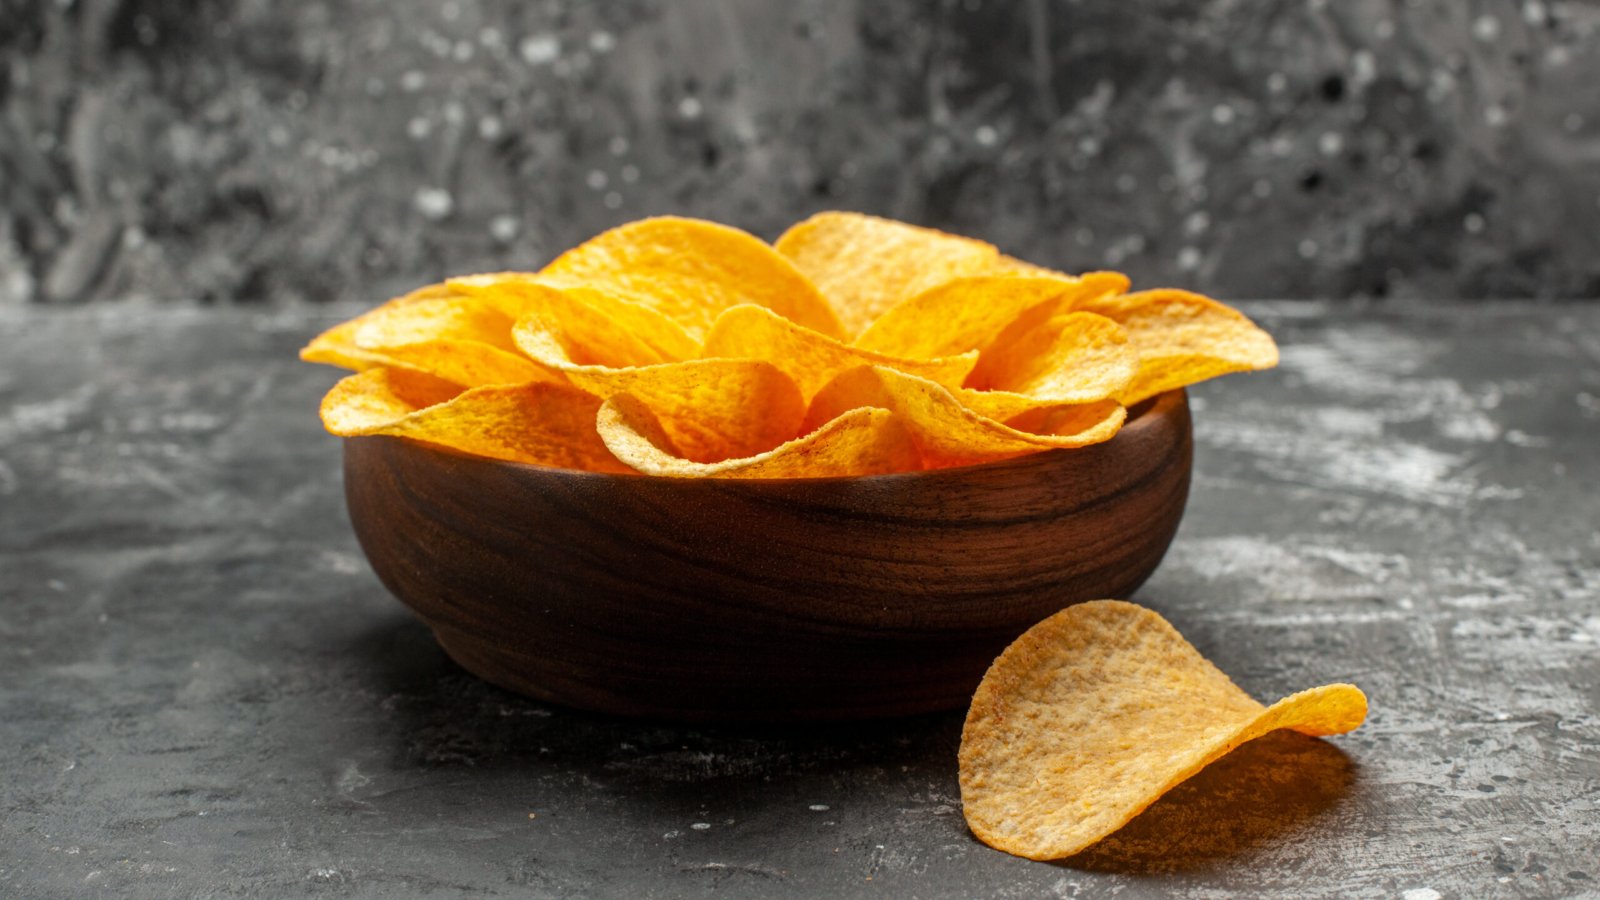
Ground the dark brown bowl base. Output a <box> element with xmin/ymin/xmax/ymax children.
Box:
<box><xmin>343</xmin><ymin>390</ymin><xmax>1193</xmax><ymax>721</ymax></box>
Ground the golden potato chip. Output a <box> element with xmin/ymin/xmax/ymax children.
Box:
<box><xmin>319</xmin><ymin>367</ymin><xmax>629</xmax><ymax>472</ymax></box>
<box><xmin>960</xmin><ymin>600</ymin><xmax>1367</xmax><ymax>861</ymax></box>
<box><xmin>985</xmin><ymin>254</ymin><xmax>1063</xmax><ymax>278</ymax></box>
<box><xmin>450</xmin><ymin>273</ymin><xmax>698</xmax><ymax>364</ymax></box>
<box><xmin>538</xmin><ymin>216</ymin><xmax>845</xmax><ymax>340</ymax></box>
<box><xmin>342</xmin><ymin>294</ymin><xmax>553</xmax><ymax>387</ymax></box>
<box><xmin>299</xmin><ymin>283</ymin><xmax>457</xmax><ymax>371</ymax></box>
<box><xmin>700</xmin><ymin>304</ymin><xmax>979</xmax><ymax>401</ymax></box>
<box><xmin>598</xmin><ymin>394</ymin><xmax>921</xmax><ymax>478</ymax></box>
<box><xmin>774</xmin><ymin>212</ymin><xmax>1001</xmax><ymax>337</ymax></box>
<box><xmin>804</xmin><ymin>366</ymin><xmax>1125</xmax><ymax>469</ymax></box>
<box><xmin>958</xmin><ymin>311</ymin><xmax>1137</xmax><ymax>421</ymax></box>
<box><xmin>852</xmin><ymin>272</ymin><xmax>1129</xmax><ymax>360</ymax></box>
<box><xmin>513</xmin><ymin>315</ymin><xmax>805</xmax><ymax>462</ymax></box>
<box><xmin>1073</xmin><ymin>289</ymin><xmax>1279</xmax><ymax>406</ymax></box>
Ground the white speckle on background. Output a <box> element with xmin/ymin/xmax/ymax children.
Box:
<box><xmin>519</xmin><ymin>34</ymin><xmax>560</xmax><ymax>66</ymax></box>
<box><xmin>414</xmin><ymin>187</ymin><xmax>453</xmax><ymax>220</ymax></box>
<box><xmin>489</xmin><ymin>214</ymin><xmax>519</xmax><ymax>242</ymax></box>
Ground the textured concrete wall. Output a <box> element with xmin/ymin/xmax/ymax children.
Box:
<box><xmin>2</xmin><ymin>0</ymin><xmax>1597</xmax><ymax>305</ymax></box>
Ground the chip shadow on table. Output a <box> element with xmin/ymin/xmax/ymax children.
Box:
<box><xmin>1060</xmin><ymin>730</ymin><xmax>1359</xmax><ymax>874</ymax></box>
<box><xmin>344</xmin><ymin>613</ymin><xmax>962</xmax><ymax>774</ymax></box>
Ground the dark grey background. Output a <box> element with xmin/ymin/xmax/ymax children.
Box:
<box><xmin>3</xmin><ymin>0</ymin><xmax>1598</xmax><ymax>307</ymax></box>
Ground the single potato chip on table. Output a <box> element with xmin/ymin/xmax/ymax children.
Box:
<box><xmin>959</xmin><ymin>600</ymin><xmax>1367</xmax><ymax>861</ymax></box>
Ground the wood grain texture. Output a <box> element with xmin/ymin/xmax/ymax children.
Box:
<box><xmin>342</xmin><ymin>390</ymin><xmax>1193</xmax><ymax>720</ymax></box>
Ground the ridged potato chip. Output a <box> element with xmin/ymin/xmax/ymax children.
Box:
<box><xmin>804</xmin><ymin>366</ymin><xmax>1125</xmax><ymax>469</ymax></box>
<box><xmin>958</xmin><ymin>311</ymin><xmax>1137</xmax><ymax>421</ymax></box>
<box><xmin>319</xmin><ymin>367</ymin><xmax>628</xmax><ymax>472</ymax></box>
<box><xmin>700</xmin><ymin>304</ymin><xmax>979</xmax><ymax>401</ymax></box>
<box><xmin>775</xmin><ymin>212</ymin><xmax>1000</xmax><ymax>338</ymax></box>
<box><xmin>514</xmin><ymin>315</ymin><xmax>806</xmax><ymax>463</ymax></box>
<box><xmin>598</xmin><ymin>394</ymin><xmax>921</xmax><ymax>478</ymax></box>
<box><xmin>450</xmin><ymin>273</ymin><xmax>698</xmax><ymax>365</ymax></box>
<box><xmin>960</xmin><ymin>600</ymin><xmax>1367</xmax><ymax>861</ymax></box>
<box><xmin>539</xmin><ymin>216</ymin><xmax>845</xmax><ymax>340</ymax></box>
<box><xmin>1073</xmin><ymin>289</ymin><xmax>1279</xmax><ymax>406</ymax></box>
<box><xmin>853</xmin><ymin>272</ymin><xmax>1129</xmax><ymax>360</ymax></box>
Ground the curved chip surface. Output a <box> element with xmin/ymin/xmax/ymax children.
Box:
<box><xmin>960</xmin><ymin>600</ymin><xmax>1367</xmax><ymax>861</ymax></box>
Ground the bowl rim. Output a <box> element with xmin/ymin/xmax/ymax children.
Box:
<box><xmin>346</xmin><ymin>388</ymin><xmax>1188</xmax><ymax>486</ymax></box>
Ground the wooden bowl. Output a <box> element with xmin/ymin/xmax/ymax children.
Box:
<box><xmin>343</xmin><ymin>389</ymin><xmax>1192</xmax><ymax>721</ymax></box>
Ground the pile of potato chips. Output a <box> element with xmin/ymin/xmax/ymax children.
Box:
<box><xmin>304</xmin><ymin>212</ymin><xmax>1278</xmax><ymax>477</ymax></box>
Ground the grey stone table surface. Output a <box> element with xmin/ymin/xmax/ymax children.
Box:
<box><xmin>1</xmin><ymin>301</ymin><xmax>1597</xmax><ymax>899</ymax></box>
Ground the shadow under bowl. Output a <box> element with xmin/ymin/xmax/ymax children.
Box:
<box><xmin>343</xmin><ymin>389</ymin><xmax>1192</xmax><ymax>721</ymax></box>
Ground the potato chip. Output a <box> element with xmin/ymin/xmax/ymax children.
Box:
<box><xmin>598</xmin><ymin>394</ymin><xmax>921</xmax><ymax>478</ymax></box>
<box><xmin>774</xmin><ymin>212</ymin><xmax>1001</xmax><ymax>337</ymax></box>
<box><xmin>300</xmin><ymin>283</ymin><xmax>458</xmax><ymax>371</ymax></box>
<box><xmin>958</xmin><ymin>311</ymin><xmax>1137</xmax><ymax>421</ymax></box>
<box><xmin>804</xmin><ymin>366</ymin><xmax>1125</xmax><ymax>469</ymax></box>
<box><xmin>513</xmin><ymin>314</ymin><xmax>805</xmax><ymax>462</ymax></box>
<box><xmin>319</xmin><ymin>367</ymin><xmax>629</xmax><ymax>472</ymax></box>
<box><xmin>341</xmin><ymin>294</ymin><xmax>553</xmax><ymax>387</ymax></box>
<box><xmin>538</xmin><ymin>216</ymin><xmax>845</xmax><ymax>340</ymax></box>
<box><xmin>852</xmin><ymin>272</ymin><xmax>1129</xmax><ymax>360</ymax></box>
<box><xmin>1072</xmin><ymin>289</ymin><xmax>1279</xmax><ymax>406</ymax></box>
<box><xmin>450</xmin><ymin>273</ymin><xmax>698</xmax><ymax>364</ymax></box>
<box><xmin>960</xmin><ymin>600</ymin><xmax>1367</xmax><ymax>861</ymax></box>
<box><xmin>700</xmin><ymin>304</ymin><xmax>979</xmax><ymax>401</ymax></box>
<box><xmin>985</xmin><ymin>254</ymin><xmax>1063</xmax><ymax>278</ymax></box>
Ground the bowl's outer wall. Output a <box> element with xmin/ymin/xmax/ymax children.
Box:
<box><xmin>343</xmin><ymin>390</ymin><xmax>1194</xmax><ymax>721</ymax></box>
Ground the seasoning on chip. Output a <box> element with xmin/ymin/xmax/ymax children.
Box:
<box><xmin>300</xmin><ymin>283</ymin><xmax>458</xmax><ymax>373</ymax></box>
<box><xmin>342</xmin><ymin>292</ymin><xmax>552</xmax><ymax>387</ymax></box>
<box><xmin>959</xmin><ymin>600</ymin><xmax>1367</xmax><ymax>861</ymax></box>
<box><xmin>512</xmin><ymin>315</ymin><xmax>806</xmax><ymax>462</ymax></box>
<box><xmin>775</xmin><ymin>211</ymin><xmax>1001</xmax><ymax>338</ymax></box>
<box><xmin>597</xmin><ymin>394</ymin><xmax>920</xmax><ymax>478</ymax></box>
<box><xmin>1075</xmin><ymin>288</ymin><xmax>1280</xmax><ymax>406</ymax></box>
<box><xmin>804</xmin><ymin>366</ymin><xmax>1126</xmax><ymax>469</ymax></box>
<box><xmin>451</xmin><ymin>274</ymin><xmax>698</xmax><ymax>365</ymax></box>
<box><xmin>700</xmin><ymin>304</ymin><xmax>978</xmax><ymax>401</ymax></box>
<box><xmin>302</xmin><ymin>212</ymin><xmax>1280</xmax><ymax>477</ymax></box>
<box><xmin>539</xmin><ymin>216</ymin><xmax>846</xmax><ymax>340</ymax></box>
<box><xmin>320</xmin><ymin>367</ymin><xmax>629</xmax><ymax>472</ymax></box>
<box><xmin>958</xmin><ymin>311</ymin><xmax>1138</xmax><ymax>421</ymax></box>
